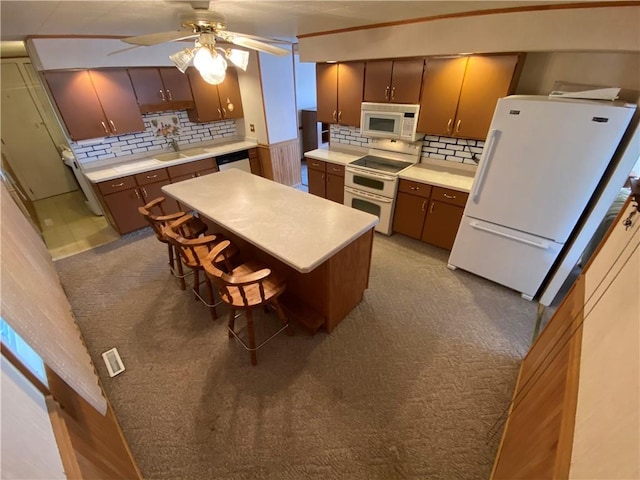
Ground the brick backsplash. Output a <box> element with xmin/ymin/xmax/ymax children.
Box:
<box><xmin>70</xmin><ymin>110</ymin><xmax>237</xmax><ymax>164</ymax></box>
<box><xmin>330</xmin><ymin>125</ymin><xmax>484</xmax><ymax>165</ymax></box>
<box><xmin>421</xmin><ymin>135</ymin><xmax>484</xmax><ymax>165</ymax></box>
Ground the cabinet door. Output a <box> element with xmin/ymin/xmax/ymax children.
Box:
<box><xmin>316</xmin><ymin>63</ymin><xmax>338</xmax><ymax>124</ymax></box>
<box><xmin>454</xmin><ymin>55</ymin><xmax>520</xmax><ymax>140</ymax></box>
<box><xmin>159</xmin><ymin>68</ymin><xmax>194</xmax><ymax>110</ymax></box>
<box><xmin>337</xmin><ymin>62</ymin><xmax>365</xmax><ymax>127</ymax></box>
<box><xmin>326</xmin><ymin>173</ymin><xmax>344</xmax><ymax>204</ymax></box>
<box><xmin>217</xmin><ymin>68</ymin><xmax>244</xmax><ymax>119</ymax></box>
<box><xmin>186</xmin><ymin>68</ymin><xmax>222</xmax><ymax>122</ymax></box>
<box><xmin>390</xmin><ymin>59</ymin><xmax>424</xmax><ymax>104</ymax></box>
<box><xmin>363</xmin><ymin>61</ymin><xmax>393</xmax><ymax>103</ymax></box>
<box><xmin>392</xmin><ymin>191</ymin><xmax>428</xmax><ymax>239</ymax></box>
<box><xmin>103</xmin><ymin>188</ymin><xmax>147</xmax><ymax>234</ymax></box>
<box><xmin>307</xmin><ymin>168</ymin><xmax>326</xmax><ymax>198</ymax></box>
<box><xmin>43</xmin><ymin>70</ymin><xmax>109</xmax><ymax>141</ymax></box>
<box><xmin>417</xmin><ymin>57</ymin><xmax>467</xmax><ymax>136</ymax></box>
<box><xmin>89</xmin><ymin>69</ymin><xmax>145</xmax><ymax>136</ymax></box>
<box><xmin>128</xmin><ymin>68</ymin><xmax>167</xmax><ymax>113</ymax></box>
<box><xmin>421</xmin><ymin>200</ymin><xmax>465</xmax><ymax>250</ymax></box>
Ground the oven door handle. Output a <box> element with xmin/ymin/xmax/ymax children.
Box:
<box><xmin>345</xmin><ymin>186</ymin><xmax>393</xmax><ymax>203</ymax></box>
<box><xmin>346</xmin><ymin>166</ymin><xmax>397</xmax><ymax>181</ymax></box>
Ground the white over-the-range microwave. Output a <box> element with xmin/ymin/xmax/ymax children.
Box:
<box><xmin>360</xmin><ymin>102</ymin><xmax>422</xmax><ymax>142</ymax></box>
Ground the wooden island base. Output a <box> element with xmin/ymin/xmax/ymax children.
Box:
<box><xmin>202</xmin><ymin>218</ymin><xmax>375</xmax><ymax>333</ymax></box>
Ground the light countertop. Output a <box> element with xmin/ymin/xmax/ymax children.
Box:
<box><xmin>399</xmin><ymin>158</ymin><xmax>477</xmax><ymax>193</ymax></box>
<box><xmin>162</xmin><ymin>169</ymin><xmax>378</xmax><ymax>273</ymax></box>
<box><xmin>84</xmin><ymin>139</ymin><xmax>258</xmax><ymax>183</ymax></box>
<box><xmin>304</xmin><ymin>145</ymin><xmax>366</xmax><ymax>166</ymax></box>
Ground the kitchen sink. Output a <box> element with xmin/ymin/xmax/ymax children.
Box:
<box><xmin>154</xmin><ymin>152</ymin><xmax>187</xmax><ymax>161</ymax></box>
<box><xmin>179</xmin><ymin>147</ymin><xmax>209</xmax><ymax>156</ymax></box>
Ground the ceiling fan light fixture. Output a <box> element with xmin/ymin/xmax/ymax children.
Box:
<box><xmin>169</xmin><ymin>48</ymin><xmax>195</xmax><ymax>73</ymax></box>
<box><xmin>225</xmin><ymin>48</ymin><xmax>249</xmax><ymax>71</ymax></box>
<box><xmin>194</xmin><ymin>46</ymin><xmax>228</xmax><ymax>85</ymax></box>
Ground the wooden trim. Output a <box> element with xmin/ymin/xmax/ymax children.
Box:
<box><xmin>297</xmin><ymin>1</ymin><xmax>640</xmax><ymax>39</ymax></box>
<box><xmin>1</xmin><ymin>343</ymin><xmax>50</xmax><ymax>396</ymax></box>
<box><xmin>46</xmin><ymin>396</ymin><xmax>83</xmax><ymax>480</ymax></box>
<box><xmin>255</xmin><ymin>52</ymin><xmax>270</xmax><ymax>145</ymax></box>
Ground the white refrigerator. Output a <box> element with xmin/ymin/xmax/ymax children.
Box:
<box><xmin>448</xmin><ymin>95</ymin><xmax>636</xmax><ymax>300</ymax></box>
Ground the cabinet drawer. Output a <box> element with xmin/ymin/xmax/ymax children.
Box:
<box><xmin>431</xmin><ymin>186</ymin><xmax>468</xmax><ymax>207</ymax></box>
<box><xmin>98</xmin><ymin>175</ymin><xmax>137</xmax><ymax>195</ymax></box>
<box><xmin>135</xmin><ymin>168</ymin><xmax>169</xmax><ymax>186</ymax></box>
<box><xmin>306</xmin><ymin>158</ymin><xmax>326</xmax><ymax>172</ymax></box>
<box><xmin>398</xmin><ymin>179</ymin><xmax>431</xmax><ymax>198</ymax></box>
<box><xmin>326</xmin><ymin>163</ymin><xmax>345</xmax><ymax>177</ymax></box>
<box><xmin>167</xmin><ymin>158</ymin><xmax>216</xmax><ymax>178</ymax></box>
<box><xmin>171</xmin><ymin>168</ymin><xmax>218</xmax><ymax>184</ymax></box>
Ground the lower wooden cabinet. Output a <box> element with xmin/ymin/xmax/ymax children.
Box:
<box><xmin>392</xmin><ymin>179</ymin><xmax>468</xmax><ymax>250</ymax></box>
<box><xmin>306</xmin><ymin>158</ymin><xmax>345</xmax><ymax>204</ymax></box>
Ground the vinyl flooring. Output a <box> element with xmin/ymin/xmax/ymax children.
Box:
<box><xmin>33</xmin><ymin>190</ymin><xmax>119</xmax><ymax>260</ymax></box>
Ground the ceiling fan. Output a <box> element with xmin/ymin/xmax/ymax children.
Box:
<box><xmin>121</xmin><ymin>6</ymin><xmax>291</xmax><ymax>85</ymax></box>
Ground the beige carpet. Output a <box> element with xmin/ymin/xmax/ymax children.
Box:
<box><xmin>55</xmin><ymin>229</ymin><xmax>537</xmax><ymax>480</ymax></box>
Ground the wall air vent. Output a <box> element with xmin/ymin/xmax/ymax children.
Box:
<box><xmin>102</xmin><ymin>347</ymin><xmax>125</xmax><ymax>377</ymax></box>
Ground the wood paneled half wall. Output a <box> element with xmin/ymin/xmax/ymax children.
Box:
<box><xmin>258</xmin><ymin>138</ymin><xmax>302</xmax><ymax>186</ymax></box>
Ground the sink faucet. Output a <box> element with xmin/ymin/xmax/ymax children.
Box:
<box><xmin>170</xmin><ymin>138</ymin><xmax>180</xmax><ymax>152</ymax></box>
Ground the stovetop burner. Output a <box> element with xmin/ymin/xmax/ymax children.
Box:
<box><xmin>350</xmin><ymin>155</ymin><xmax>412</xmax><ymax>174</ymax></box>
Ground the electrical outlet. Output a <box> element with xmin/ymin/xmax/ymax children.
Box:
<box><xmin>249</xmin><ymin>124</ymin><xmax>255</xmax><ymax>132</ymax></box>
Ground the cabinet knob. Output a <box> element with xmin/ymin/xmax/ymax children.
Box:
<box><xmin>146</xmin><ymin>174</ymin><xmax>158</xmax><ymax>179</ymax></box>
<box><xmin>112</xmin><ymin>182</ymin><xmax>124</xmax><ymax>188</ymax></box>
<box><xmin>134</xmin><ymin>189</ymin><xmax>141</xmax><ymax>200</ymax></box>
<box><xmin>384</xmin><ymin>86</ymin><xmax>390</xmax><ymax>100</ymax></box>
<box><xmin>108</xmin><ymin>119</ymin><xmax>117</xmax><ymax>133</ymax></box>
<box><xmin>430</xmin><ymin>202</ymin><xmax>435</xmax><ymax>214</ymax></box>
<box><xmin>332</xmin><ymin>110</ymin><xmax>337</xmax><ymax>122</ymax></box>
<box><xmin>338</xmin><ymin>111</ymin><xmax>342</xmax><ymax>122</ymax></box>
<box><xmin>166</xmin><ymin>89</ymin><xmax>172</xmax><ymax>101</ymax></box>
<box><xmin>141</xmin><ymin>187</ymin><xmax>148</xmax><ymax>199</ymax></box>
<box><xmin>410</xmin><ymin>186</ymin><xmax>420</xmax><ymax>191</ymax></box>
<box><xmin>443</xmin><ymin>193</ymin><xmax>456</xmax><ymax>199</ymax></box>
<box><xmin>217</xmin><ymin>108</ymin><xmax>222</xmax><ymax>119</ymax></box>
<box><xmin>100</xmin><ymin>121</ymin><xmax>109</xmax><ymax>135</ymax></box>
<box><xmin>455</xmin><ymin>119</ymin><xmax>462</xmax><ymax>134</ymax></box>
<box><xmin>391</xmin><ymin>86</ymin><xmax>396</xmax><ymax>101</ymax></box>
<box><xmin>446</xmin><ymin>118</ymin><xmax>453</xmax><ymax>134</ymax></box>
<box><xmin>421</xmin><ymin>200</ymin><xmax>426</xmax><ymax>212</ymax></box>
<box><xmin>159</xmin><ymin>89</ymin><xmax>166</xmax><ymax>101</ymax></box>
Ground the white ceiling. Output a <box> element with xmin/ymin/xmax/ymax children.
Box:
<box><xmin>1</xmin><ymin>0</ymin><xmax>579</xmax><ymax>44</ymax></box>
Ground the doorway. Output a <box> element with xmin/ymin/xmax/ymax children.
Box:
<box><xmin>1</xmin><ymin>58</ymin><xmax>117</xmax><ymax>259</ymax></box>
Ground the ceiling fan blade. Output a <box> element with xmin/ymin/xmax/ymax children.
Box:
<box><xmin>107</xmin><ymin>44</ymin><xmax>144</xmax><ymax>56</ymax></box>
<box><xmin>223</xmin><ymin>35</ymin><xmax>290</xmax><ymax>56</ymax></box>
<box><xmin>122</xmin><ymin>30</ymin><xmax>197</xmax><ymax>46</ymax></box>
<box><xmin>223</xmin><ymin>30</ymin><xmax>292</xmax><ymax>45</ymax></box>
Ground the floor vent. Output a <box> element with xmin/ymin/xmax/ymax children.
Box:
<box><xmin>102</xmin><ymin>347</ymin><xmax>125</xmax><ymax>377</ymax></box>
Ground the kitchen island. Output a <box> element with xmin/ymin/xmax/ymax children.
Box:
<box><xmin>162</xmin><ymin>169</ymin><xmax>379</xmax><ymax>333</ymax></box>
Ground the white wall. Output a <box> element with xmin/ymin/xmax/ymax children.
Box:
<box><xmin>294</xmin><ymin>54</ymin><xmax>316</xmax><ymax>110</ymax></box>
<box><xmin>258</xmin><ymin>50</ymin><xmax>298</xmax><ymax>144</ymax></box>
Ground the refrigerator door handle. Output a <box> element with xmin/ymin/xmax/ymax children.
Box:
<box><xmin>470</xmin><ymin>221</ymin><xmax>551</xmax><ymax>249</ymax></box>
<box><xmin>472</xmin><ymin>129</ymin><xmax>500</xmax><ymax>203</ymax></box>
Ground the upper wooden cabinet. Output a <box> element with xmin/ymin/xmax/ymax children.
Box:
<box><xmin>316</xmin><ymin>62</ymin><xmax>364</xmax><ymax>127</ymax></box>
<box><xmin>364</xmin><ymin>59</ymin><xmax>424</xmax><ymax>104</ymax></box>
<box><xmin>43</xmin><ymin>69</ymin><xmax>145</xmax><ymax>141</ymax></box>
<box><xmin>128</xmin><ymin>67</ymin><xmax>194</xmax><ymax>113</ymax></box>
<box><xmin>186</xmin><ymin>68</ymin><xmax>244</xmax><ymax>123</ymax></box>
<box><xmin>417</xmin><ymin>54</ymin><xmax>523</xmax><ymax>140</ymax></box>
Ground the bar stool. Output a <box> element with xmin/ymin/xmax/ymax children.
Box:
<box><xmin>203</xmin><ymin>240</ymin><xmax>293</xmax><ymax>366</ymax></box>
<box><xmin>164</xmin><ymin>215</ymin><xmax>238</xmax><ymax>321</ymax></box>
<box><xmin>138</xmin><ymin>197</ymin><xmax>207</xmax><ymax>289</ymax></box>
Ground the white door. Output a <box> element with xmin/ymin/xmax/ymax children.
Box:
<box><xmin>464</xmin><ymin>97</ymin><xmax>635</xmax><ymax>242</ymax></box>
<box><xmin>1</xmin><ymin>61</ymin><xmax>76</xmax><ymax>200</ymax></box>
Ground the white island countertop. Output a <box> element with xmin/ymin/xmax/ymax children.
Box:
<box><xmin>84</xmin><ymin>139</ymin><xmax>258</xmax><ymax>183</ymax></box>
<box><xmin>162</xmin><ymin>169</ymin><xmax>379</xmax><ymax>273</ymax></box>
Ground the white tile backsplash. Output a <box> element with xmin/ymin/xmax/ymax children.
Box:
<box><xmin>70</xmin><ymin>110</ymin><xmax>237</xmax><ymax>164</ymax></box>
<box><xmin>329</xmin><ymin>125</ymin><xmax>484</xmax><ymax>165</ymax></box>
